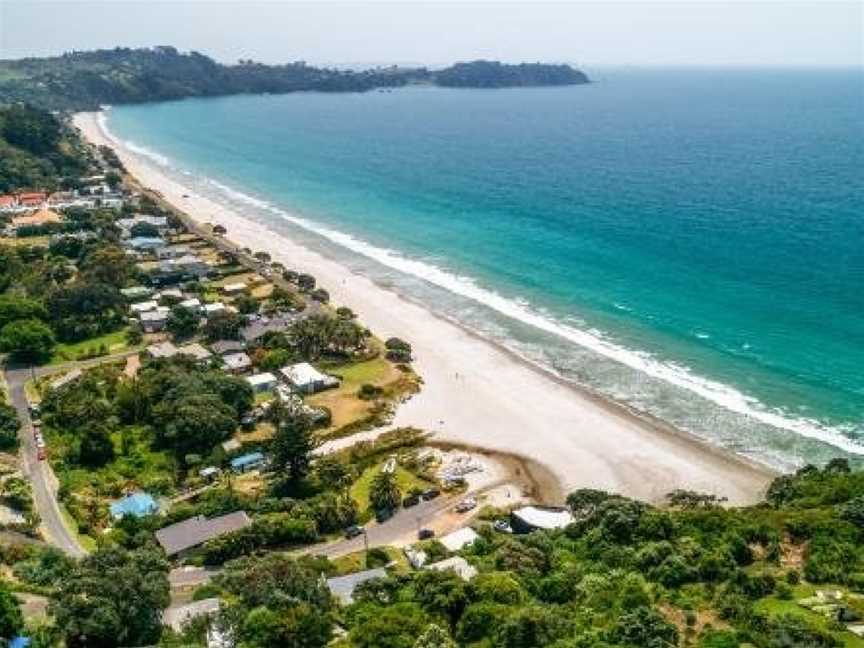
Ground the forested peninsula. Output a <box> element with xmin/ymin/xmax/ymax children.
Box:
<box><xmin>0</xmin><ymin>47</ymin><xmax>590</xmax><ymax>111</ymax></box>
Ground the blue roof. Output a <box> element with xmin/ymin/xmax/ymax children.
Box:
<box><xmin>230</xmin><ymin>452</ymin><xmax>264</xmax><ymax>469</ymax></box>
<box><xmin>10</xmin><ymin>637</ymin><xmax>31</xmax><ymax>648</ymax></box>
<box><xmin>110</xmin><ymin>491</ymin><xmax>157</xmax><ymax>519</ymax></box>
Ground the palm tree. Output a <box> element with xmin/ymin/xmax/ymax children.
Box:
<box><xmin>369</xmin><ymin>471</ymin><xmax>401</xmax><ymax>512</ymax></box>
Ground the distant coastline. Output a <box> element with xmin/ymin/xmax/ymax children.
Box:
<box><xmin>0</xmin><ymin>47</ymin><xmax>589</xmax><ymax>111</ymax></box>
<box><xmin>74</xmin><ymin>109</ymin><xmax>775</xmax><ymax>506</ymax></box>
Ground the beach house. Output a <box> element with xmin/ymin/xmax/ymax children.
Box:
<box><xmin>9</xmin><ymin>208</ymin><xmax>62</xmax><ymax>234</ymax></box>
<box><xmin>246</xmin><ymin>372</ymin><xmax>278</xmax><ymax>393</ymax></box>
<box><xmin>510</xmin><ymin>506</ymin><xmax>574</xmax><ymax>533</ymax></box>
<box><xmin>155</xmin><ymin>511</ymin><xmax>252</xmax><ymax>557</ymax></box>
<box><xmin>230</xmin><ymin>452</ymin><xmax>265</xmax><ymax>473</ymax></box>
<box><xmin>140</xmin><ymin>309</ymin><xmax>169</xmax><ymax>333</ymax></box>
<box><xmin>280</xmin><ymin>362</ymin><xmax>338</xmax><ymax>394</ymax></box>
<box><xmin>222</xmin><ymin>352</ymin><xmax>252</xmax><ymax>373</ymax></box>
<box><xmin>110</xmin><ymin>491</ymin><xmax>158</xmax><ymax>519</ymax></box>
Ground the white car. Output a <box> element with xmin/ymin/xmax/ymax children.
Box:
<box><xmin>455</xmin><ymin>497</ymin><xmax>477</xmax><ymax>513</ymax></box>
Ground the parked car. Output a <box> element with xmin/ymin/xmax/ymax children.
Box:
<box><xmin>493</xmin><ymin>519</ymin><xmax>513</xmax><ymax>534</ymax></box>
<box><xmin>344</xmin><ymin>525</ymin><xmax>365</xmax><ymax>539</ymax></box>
<box><xmin>403</xmin><ymin>494</ymin><xmax>420</xmax><ymax>508</ymax></box>
<box><xmin>455</xmin><ymin>497</ymin><xmax>477</xmax><ymax>513</ymax></box>
<box><xmin>418</xmin><ymin>528</ymin><xmax>435</xmax><ymax>540</ymax></box>
<box><xmin>375</xmin><ymin>508</ymin><xmax>395</xmax><ymax>524</ymax></box>
<box><xmin>421</xmin><ymin>488</ymin><xmax>440</xmax><ymax>501</ymax></box>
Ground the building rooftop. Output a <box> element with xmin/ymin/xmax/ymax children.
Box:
<box><xmin>156</xmin><ymin>511</ymin><xmax>251</xmax><ymax>556</ymax></box>
<box><xmin>210</xmin><ymin>339</ymin><xmax>245</xmax><ymax>355</ymax></box>
<box><xmin>246</xmin><ymin>372</ymin><xmax>277</xmax><ymax>387</ymax></box>
<box><xmin>439</xmin><ymin>527</ymin><xmax>480</xmax><ymax>552</ymax></box>
<box><xmin>146</xmin><ymin>341</ymin><xmax>179</xmax><ymax>358</ymax></box>
<box><xmin>110</xmin><ymin>492</ymin><xmax>157</xmax><ymax>519</ymax></box>
<box><xmin>512</xmin><ymin>506</ymin><xmax>574</xmax><ymax>531</ymax></box>
<box><xmin>280</xmin><ymin>362</ymin><xmax>330</xmax><ymax>387</ymax></box>
<box><xmin>222</xmin><ymin>352</ymin><xmax>251</xmax><ymax>371</ymax></box>
<box><xmin>176</xmin><ymin>343</ymin><xmax>212</xmax><ymax>361</ymax></box>
<box><xmin>427</xmin><ymin>556</ymin><xmax>478</xmax><ymax>581</ymax></box>
<box><xmin>326</xmin><ymin>568</ymin><xmax>388</xmax><ymax>604</ymax></box>
<box><xmin>162</xmin><ymin>597</ymin><xmax>220</xmax><ymax>632</ymax></box>
<box><xmin>230</xmin><ymin>452</ymin><xmax>265</xmax><ymax>470</ymax></box>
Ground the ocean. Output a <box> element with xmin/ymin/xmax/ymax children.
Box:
<box><xmin>105</xmin><ymin>67</ymin><xmax>864</xmax><ymax>470</ymax></box>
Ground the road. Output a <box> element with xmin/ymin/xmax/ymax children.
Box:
<box><xmin>3</xmin><ymin>350</ymin><xmax>140</xmax><ymax>557</ymax></box>
<box><xmin>169</xmin><ymin>482</ymin><xmax>505</xmax><ymax>589</ymax></box>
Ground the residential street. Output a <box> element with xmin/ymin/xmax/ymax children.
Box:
<box><xmin>3</xmin><ymin>351</ymin><xmax>140</xmax><ymax>557</ymax></box>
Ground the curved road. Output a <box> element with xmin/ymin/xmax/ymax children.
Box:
<box><xmin>3</xmin><ymin>352</ymin><xmax>140</xmax><ymax>557</ymax></box>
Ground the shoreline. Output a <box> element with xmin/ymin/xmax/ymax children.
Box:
<box><xmin>74</xmin><ymin>110</ymin><xmax>775</xmax><ymax>506</ymax></box>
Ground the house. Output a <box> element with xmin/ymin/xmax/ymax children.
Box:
<box><xmin>126</xmin><ymin>236</ymin><xmax>165</xmax><ymax>251</ymax></box>
<box><xmin>202</xmin><ymin>302</ymin><xmax>226</xmax><ymax>317</ymax></box>
<box><xmin>222</xmin><ymin>352</ymin><xmax>251</xmax><ymax>373</ymax></box>
<box><xmin>10</xmin><ymin>208</ymin><xmax>62</xmax><ymax>231</ymax></box>
<box><xmin>120</xmin><ymin>286</ymin><xmax>154</xmax><ymax>301</ymax></box>
<box><xmin>155</xmin><ymin>511</ymin><xmax>252</xmax><ymax>556</ymax></box>
<box><xmin>117</xmin><ymin>215</ymin><xmax>169</xmax><ymax>236</ymax></box>
<box><xmin>130</xmin><ymin>300</ymin><xmax>158</xmax><ymax>314</ymax></box>
<box><xmin>404</xmin><ymin>547</ymin><xmax>428</xmax><ymax>569</ymax></box>
<box><xmin>239</xmin><ymin>314</ymin><xmax>295</xmax><ymax>343</ymax></box>
<box><xmin>209</xmin><ymin>339</ymin><xmax>245</xmax><ymax>355</ymax></box>
<box><xmin>156</xmin><ymin>245</ymin><xmax>190</xmax><ymax>260</ymax></box>
<box><xmin>439</xmin><ymin>527</ymin><xmax>480</xmax><ymax>553</ymax></box>
<box><xmin>0</xmin><ymin>195</ymin><xmax>18</xmax><ymax>211</ymax></box>
<box><xmin>199</xmin><ymin>466</ymin><xmax>221</xmax><ymax>481</ymax></box>
<box><xmin>140</xmin><ymin>310</ymin><xmax>169</xmax><ymax>333</ymax></box>
<box><xmin>99</xmin><ymin>195</ymin><xmax>124</xmax><ymax>209</ymax></box>
<box><xmin>146</xmin><ymin>340</ymin><xmax>179</xmax><ymax>359</ymax></box>
<box><xmin>230</xmin><ymin>452</ymin><xmax>265</xmax><ymax>473</ymax></box>
<box><xmin>162</xmin><ymin>598</ymin><xmax>221</xmax><ymax>633</ymax></box>
<box><xmin>427</xmin><ymin>556</ymin><xmax>477</xmax><ymax>581</ymax></box>
<box><xmin>156</xmin><ymin>288</ymin><xmax>184</xmax><ymax>302</ymax></box>
<box><xmin>17</xmin><ymin>192</ymin><xmax>47</xmax><ymax>208</ymax></box>
<box><xmin>510</xmin><ymin>506</ymin><xmax>574</xmax><ymax>533</ymax></box>
<box><xmin>178</xmin><ymin>297</ymin><xmax>202</xmax><ymax>311</ymax></box>
<box><xmin>326</xmin><ymin>568</ymin><xmax>388</xmax><ymax>604</ymax></box>
<box><xmin>280</xmin><ymin>362</ymin><xmax>338</xmax><ymax>394</ymax></box>
<box><xmin>176</xmin><ymin>343</ymin><xmax>212</xmax><ymax>362</ymax></box>
<box><xmin>110</xmin><ymin>491</ymin><xmax>158</xmax><ymax>519</ymax></box>
<box><xmin>222</xmin><ymin>282</ymin><xmax>247</xmax><ymax>295</ymax></box>
<box><xmin>247</xmin><ymin>372</ymin><xmax>278</xmax><ymax>393</ymax></box>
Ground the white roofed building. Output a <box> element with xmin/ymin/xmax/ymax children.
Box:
<box><xmin>280</xmin><ymin>362</ymin><xmax>339</xmax><ymax>394</ymax></box>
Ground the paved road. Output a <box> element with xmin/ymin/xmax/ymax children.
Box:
<box><xmin>3</xmin><ymin>351</ymin><xmax>140</xmax><ymax>557</ymax></box>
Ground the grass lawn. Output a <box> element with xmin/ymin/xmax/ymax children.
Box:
<box><xmin>209</xmin><ymin>271</ymin><xmax>261</xmax><ymax>289</ymax></box>
<box><xmin>0</xmin><ymin>235</ymin><xmax>51</xmax><ymax>248</ymax></box>
<box><xmin>330</xmin><ymin>546</ymin><xmax>409</xmax><ymax>576</ymax></box>
<box><xmin>350</xmin><ymin>461</ymin><xmax>434</xmax><ymax>512</ymax></box>
<box><xmin>756</xmin><ymin>593</ymin><xmax>864</xmax><ymax>648</ymax></box>
<box><xmin>59</xmin><ymin>505</ymin><xmax>97</xmax><ymax>552</ymax></box>
<box><xmin>309</xmin><ymin>355</ymin><xmax>418</xmax><ymax>434</ymax></box>
<box><xmin>50</xmin><ymin>328</ymin><xmax>137</xmax><ymax>364</ymax></box>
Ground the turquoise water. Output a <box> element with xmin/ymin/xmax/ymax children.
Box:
<box><xmin>107</xmin><ymin>68</ymin><xmax>864</xmax><ymax>469</ymax></box>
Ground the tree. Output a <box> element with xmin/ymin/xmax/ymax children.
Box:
<box><xmin>213</xmin><ymin>224</ymin><xmax>227</xmax><ymax>235</ymax></box>
<box><xmin>270</xmin><ymin>406</ymin><xmax>314</xmax><ymax>483</ymax></box>
<box><xmin>840</xmin><ymin>496</ymin><xmax>864</xmax><ymax>529</ymax></box>
<box><xmin>129</xmin><ymin>221</ymin><xmax>159</xmax><ymax>238</ymax></box>
<box><xmin>46</xmin><ymin>281</ymin><xmax>125</xmax><ymax>342</ymax></box>
<box><xmin>78</xmin><ymin>422</ymin><xmax>115</xmax><ymax>467</ymax></box>
<box><xmin>78</xmin><ymin>245</ymin><xmax>137</xmax><ymax>288</ymax></box>
<box><xmin>253</xmin><ymin>251</ymin><xmax>271</xmax><ymax>263</ymax></box>
<box><xmin>315</xmin><ymin>456</ymin><xmax>352</xmax><ymax>493</ymax></box>
<box><xmin>153</xmin><ymin>394</ymin><xmax>237</xmax><ymax>459</ymax></box>
<box><xmin>203</xmin><ymin>311</ymin><xmax>244</xmax><ymax>341</ymax></box>
<box><xmin>384</xmin><ymin>337</ymin><xmax>412</xmax><ymax>362</ymax></box>
<box><xmin>0</xmin><ymin>580</ymin><xmax>23</xmax><ymax>640</ymax></box>
<box><xmin>0</xmin><ymin>294</ymin><xmax>47</xmax><ymax>330</ymax></box>
<box><xmin>234</xmin><ymin>293</ymin><xmax>260</xmax><ymax>315</ymax></box>
<box><xmin>166</xmin><ymin>305</ymin><xmax>199</xmax><ymax>339</ymax></box>
<box><xmin>0</xmin><ymin>404</ymin><xmax>20</xmax><ymax>451</ymax></box>
<box><xmin>297</xmin><ymin>273</ymin><xmax>316</xmax><ymax>291</ymax></box>
<box><xmin>0</xmin><ymin>318</ymin><xmax>55</xmax><ymax>362</ymax></box>
<box><xmin>241</xmin><ymin>603</ymin><xmax>332</xmax><ymax>648</ymax></box>
<box><xmin>369</xmin><ymin>471</ymin><xmax>401</xmax><ymax>513</ymax></box>
<box><xmin>50</xmin><ymin>545</ymin><xmax>170</xmax><ymax>648</ymax></box>
<box><xmin>607</xmin><ymin>606</ymin><xmax>678</xmax><ymax>648</ymax></box>
<box><xmin>414</xmin><ymin>624</ymin><xmax>456</xmax><ymax>648</ymax></box>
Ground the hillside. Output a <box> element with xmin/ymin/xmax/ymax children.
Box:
<box><xmin>0</xmin><ymin>47</ymin><xmax>589</xmax><ymax>111</ymax></box>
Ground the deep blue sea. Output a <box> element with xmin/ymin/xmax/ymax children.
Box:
<box><xmin>106</xmin><ymin>68</ymin><xmax>864</xmax><ymax>470</ymax></box>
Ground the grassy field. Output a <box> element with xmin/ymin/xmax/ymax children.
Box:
<box><xmin>309</xmin><ymin>355</ymin><xmax>418</xmax><ymax>434</ymax></box>
<box><xmin>0</xmin><ymin>235</ymin><xmax>51</xmax><ymax>248</ymax></box>
<box><xmin>330</xmin><ymin>546</ymin><xmax>409</xmax><ymax>575</ymax></box>
<box><xmin>49</xmin><ymin>328</ymin><xmax>136</xmax><ymax>364</ymax></box>
<box><xmin>350</xmin><ymin>460</ymin><xmax>434</xmax><ymax>513</ymax></box>
<box><xmin>754</xmin><ymin>585</ymin><xmax>864</xmax><ymax>648</ymax></box>
<box><xmin>59</xmin><ymin>505</ymin><xmax>97</xmax><ymax>552</ymax></box>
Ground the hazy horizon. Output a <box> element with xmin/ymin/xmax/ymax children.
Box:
<box><xmin>1</xmin><ymin>1</ymin><xmax>861</xmax><ymax>68</ymax></box>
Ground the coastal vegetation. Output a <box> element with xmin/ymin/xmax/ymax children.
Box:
<box><xmin>0</xmin><ymin>47</ymin><xmax>589</xmax><ymax>112</ymax></box>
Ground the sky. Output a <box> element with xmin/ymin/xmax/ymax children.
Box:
<box><xmin>0</xmin><ymin>1</ymin><xmax>861</xmax><ymax>67</ymax></box>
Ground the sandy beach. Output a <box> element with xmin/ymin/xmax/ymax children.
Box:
<box><xmin>74</xmin><ymin>111</ymin><xmax>775</xmax><ymax>505</ymax></box>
